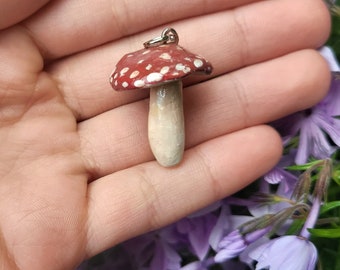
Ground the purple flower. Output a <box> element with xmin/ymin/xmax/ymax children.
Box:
<box><xmin>295</xmin><ymin>111</ymin><xmax>338</xmax><ymax>164</ymax></box>
<box><xmin>176</xmin><ymin>213</ymin><xmax>217</xmax><ymax>260</ymax></box>
<box><xmin>271</xmin><ymin>47</ymin><xmax>340</xmax><ymax>164</ymax></box>
<box><xmin>319</xmin><ymin>75</ymin><xmax>340</xmax><ymax>119</ymax></box>
<box><xmin>180</xmin><ymin>257</ymin><xmax>215</xmax><ymax>270</ymax></box>
<box><xmin>150</xmin><ymin>239</ymin><xmax>181</xmax><ymax>270</ymax></box>
<box><xmin>263</xmin><ymin>149</ymin><xmax>297</xmax><ymax>185</ymax></box>
<box><xmin>214</xmin><ymin>227</ymin><xmax>270</xmax><ymax>263</ymax></box>
<box><xmin>264</xmin><ymin>167</ymin><xmax>289</xmax><ymax>185</ymax></box>
<box><xmin>214</xmin><ymin>230</ymin><xmax>247</xmax><ymax>262</ymax></box>
<box><xmin>248</xmin><ymin>177</ymin><xmax>296</xmax><ymax>221</ymax></box>
<box><xmin>272</xmin><ymin>74</ymin><xmax>340</xmax><ymax>164</ymax></box>
<box><xmin>119</xmin><ymin>227</ymin><xmax>182</xmax><ymax>270</ymax></box>
<box><xmin>319</xmin><ymin>46</ymin><xmax>339</xmax><ymax>72</ymax></box>
<box><xmin>208</xmin><ymin>205</ymin><xmax>253</xmax><ymax>251</ymax></box>
<box><xmin>249</xmin><ymin>235</ymin><xmax>317</xmax><ymax>270</ymax></box>
<box><xmin>181</xmin><ymin>261</ymin><xmax>207</xmax><ymax>270</ymax></box>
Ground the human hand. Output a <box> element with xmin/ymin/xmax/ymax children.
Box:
<box><xmin>0</xmin><ymin>0</ymin><xmax>330</xmax><ymax>269</ymax></box>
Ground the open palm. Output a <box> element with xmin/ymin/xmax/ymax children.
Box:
<box><xmin>0</xmin><ymin>0</ymin><xmax>330</xmax><ymax>269</ymax></box>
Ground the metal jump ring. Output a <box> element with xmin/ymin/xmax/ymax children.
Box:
<box><xmin>143</xmin><ymin>28</ymin><xmax>179</xmax><ymax>48</ymax></box>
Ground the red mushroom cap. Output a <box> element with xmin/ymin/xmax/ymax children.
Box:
<box><xmin>110</xmin><ymin>44</ymin><xmax>213</xmax><ymax>91</ymax></box>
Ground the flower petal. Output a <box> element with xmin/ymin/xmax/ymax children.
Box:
<box><xmin>315</xmin><ymin>112</ymin><xmax>340</xmax><ymax>146</ymax></box>
<box><xmin>319</xmin><ymin>46</ymin><xmax>340</xmax><ymax>72</ymax></box>
<box><xmin>249</xmin><ymin>236</ymin><xmax>318</xmax><ymax>270</ymax></box>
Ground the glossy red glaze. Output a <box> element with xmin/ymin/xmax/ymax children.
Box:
<box><xmin>110</xmin><ymin>44</ymin><xmax>213</xmax><ymax>91</ymax></box>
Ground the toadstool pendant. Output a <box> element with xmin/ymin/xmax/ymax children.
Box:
<box><xmin>110</xmin><ymin>28</ymin><xmax>213</xmax><ymax>167</ymax></box>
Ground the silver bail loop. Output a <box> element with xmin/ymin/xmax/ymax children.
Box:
<box><xmin>143</xmin><ymin>28</ymin><xmax>179</xmax><ymax>48</ymax></box>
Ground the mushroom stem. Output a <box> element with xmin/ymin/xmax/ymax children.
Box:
<box><xmin>148</xmin><ymin>80</ymin><xmax>184</xmax><ymax>167</ymax></box>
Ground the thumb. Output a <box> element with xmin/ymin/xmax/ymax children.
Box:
<box><xmin>0</xmin><ymin>0</ymin><xmax>50</xmax><ymax>29</ymax></box>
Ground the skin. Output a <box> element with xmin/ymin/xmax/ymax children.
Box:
<box><xmin>0</xmin><ymin>0</ymin><xmax>331</xmax><ymax>269</ymax></box>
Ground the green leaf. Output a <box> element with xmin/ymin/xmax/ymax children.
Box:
<box><xmin>314</xmin><ymin>236</ymin><xmax>340</xmax><ymax>270</ymax></box>
<box><xmin>328</xmin><ymin>8</ymin><xmax>340</xmax><ymax>59</ymax></box>
<box><xmin>332</xmin><ymin>169</ymin><xmax>340</xmax><ymax>186</ymax></box>
<box><xmin>285</xmin><ymin>160</ymin><xmax>321</xmax><ymax>171</ymax></box>
<box><xmin>309</xmin><ymin>228</ymin><xmax>340</xmax><ymax>238</ymax></box>
<box><xmin>286</xmin><ymin>219</ymin><xmax>304</xmax><ymax>235</ymax></box>
<box><xmin>320</xmin><ymin>201</ymin><xmax>340</xmax><ymax>214</ymax></box>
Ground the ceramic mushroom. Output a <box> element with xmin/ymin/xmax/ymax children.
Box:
<box><xmin>110</xmin><ymin>28</ymin><xmax>213</xmax><ymax>167</ymax></box>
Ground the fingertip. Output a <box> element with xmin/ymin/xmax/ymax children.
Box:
<box><xmin>259</xmin><ymin>124</ymin><xmax>283</xmax><ymax>167</ymax></box>
<box><xmin>312</xmin><ymin>0</ymin><xmax>332</xmax><ymax>46</ymax></box>
<box><xmin>293</xmin><ymin>49</ymin><xmax>332</xmax><ymax>108</ymax></box>
<box><xmin>311</xmin><ymin>48</ymin><xmax>332</xmax><ymax>102</ymax></box>
<box><xmin>195</xmin><ymin>125</ymin><xmax>283</xmax><ymax>195</ymax></box>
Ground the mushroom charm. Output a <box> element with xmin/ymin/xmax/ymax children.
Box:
<box><xmin>110</xmin><ymin>28</ymin><xmax>213</xmax><ymax>167</ymax></box>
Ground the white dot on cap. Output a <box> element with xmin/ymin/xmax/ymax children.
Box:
<box><xmin>183</xmin><ymin>67</ymin><xmax>191</xmax><ymax>74</ymax></box>
<box><xmin>160</xmin><ymin>66</ymin><xmax>170</xmax><ymax>74</ymax></box>
<box><xmin>147</xmin><ymin>72</ymin><xmax>163</xmax><ymax>83</ymax></box>
<box><xmin>134</xmin><ymin>80</ymin><xmax>145</xmax><ymax>88</ymax></box>
<box><xmin>122</xmin><ymin>82</ymin><xmax>129</xmax><ymax>88</ymax></box>
<box><xmin>159</xmin><ymin>53</ymin><xmax>171</xmax><ymax>60</ymax></box>
<box><xmin>194</xmin><ymin>59</ymin><xmax>203</xmax><ymax>68</ymax></box>
<box><xmin>175</xmin><ymin>63</ymin><xmax>185</xmax><ymax>71</ymax></box>
<box><xmin>130</xmin><ymin>70</ymin><xmax>140</xmax><ymax>79</ymax></box>
<box><xmin>146</xmin><ymin>64</ymin><xmax>152</xmax><ymax>70</ymax></box>
<box><xmin>120</xmin><ymin>67</ymin><xmax>129</xmax><ymax>76</ymax></box>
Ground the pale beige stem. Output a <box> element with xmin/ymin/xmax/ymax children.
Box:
<box><xmin>148</xmin><ymin>80</ymin><xmax>184</xmax><ymax>167</ymax></box>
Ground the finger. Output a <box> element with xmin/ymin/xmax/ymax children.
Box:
<box><xmin>79</xmin><ymin>49</ymin><xmax>330</xmax><ymax>177</ymax></box>
<box><xmin>48</xmin><ymin>0</ymin><xmax>330</xmax><ymax>120</ymax></box>
<box><xmin>23</xmin><ymin>0</ymin><xmax>258</xmax><ymax>59</ymax></box>
<box><xmin>0</xmin><ymin>27</ymin><xmax>43</xmax><ymax>120</ymax></box>
<box><xmin>85</xmin><ymin>125</ymin><xmax>282</xmax><ymax>256</ymax></box>
<box><xmin>0</xmin><ymin>0</ymin><xmax>49</xmax><ymax>29</ymax></box>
